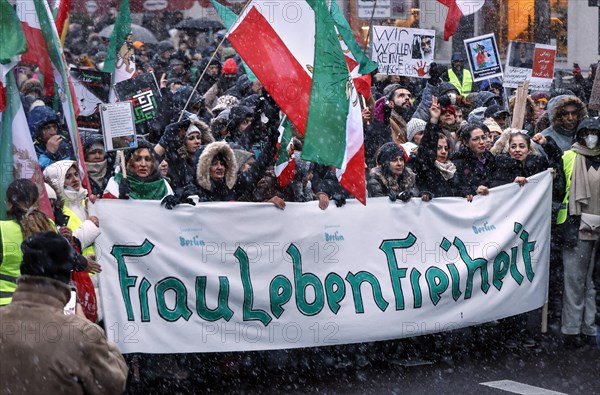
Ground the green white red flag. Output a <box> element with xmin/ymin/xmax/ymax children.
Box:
<box><xmin>0</xmin><ymin>0</ymin><xmax>52</xmax><ymax>219</ymax></box>
<box><xmin>274</xmin><ymin>117</ymin><xmax>296</xmax><ymax>187</ymax></box>
<box><xmin>103</xmin><ymin>0</ymin><xmax>136</xmax><ymax>88</ymax></box>
<box><xmin>17</xmin><ymin>0</ymin><xmax>90</xmax><ymax>192</ymax></box>
<box><xmin>329</xmin><ymin>0</ymin><xmax>378</xmax><ymax>98</ymax></box>
<box><xmin>228</xmin><ymin>0</ymin><xmax>366</xmax><ymax>204</ymax></box>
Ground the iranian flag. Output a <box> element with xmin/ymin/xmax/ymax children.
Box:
<box><xmin>329</xmin><ymin>0</ymin><xmax>378</xmax><ymax>99</ymax></box>
<box><xmin>209</xmin><ymin>0</ymin><xmax>258</xmax><ymax>82</ymax></box>
<box><xmin>52</xmin><ymin>0</ymin><xmax>72</xmax><ymax>43</ymax></box>
<box><xmin>103</xmin><ymin>0</ymin><xmax>135</xmax><ymax>87</ymax></box>
<box><xmin>274</xmin><ymin>117</ymin><xmax>296</xmax><ymax>187</ymax></box>
<box><xmin>0</xmin><ymin>0</ymin><xmax>52</xmax><ymax>219</ymax></box>
<box><xmin>17</xmin><ymin>0</ymin><xmax>90</xmax><ymax>192</ymax></box>
<box><xmin>437</xmin><ymin>0</ymin><xmax>485</xmax><ymax>41</ymax></box>
<box><xmin>228</xmin><ymin>0</ymin><xmax>366</xmax><ymax>204</ymax></box>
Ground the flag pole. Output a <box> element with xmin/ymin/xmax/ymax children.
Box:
<box><xmin>363</xmin><ymin>0</ymin><xmax>378</xmax><ymax>55</ymax></box>
<box><xmin>178</xmin><ymin>0</ymin><xmax>253</xmax><ymax>121</ymax></box>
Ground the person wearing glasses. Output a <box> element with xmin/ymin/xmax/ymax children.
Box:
<box><xmin>541</xmin><ymin>95</ymin><xmax>587</xmax><ymax>152</ymax></box>
<box><xmin>451</xmin><ymin>122</ymin><xmax>495</xmax><ymax>202</ymax></box>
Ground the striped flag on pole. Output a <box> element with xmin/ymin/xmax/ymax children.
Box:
<box><xmin>228</xmin><ymin>0</ymin><xmax>366</xmax><ymax>204</ymax></box>
<box><xmin>0</xmin><ymin>0</ymin><xmax>52</xmax><ymax>219</ymax></box>
<box><xmin>17</xmin><ymin>0</ymin><xmax>90</xmax><ymax>192</ymax></box>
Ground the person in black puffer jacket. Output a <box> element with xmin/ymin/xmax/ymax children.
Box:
<box><xmin>490</xmin><ymin>130</ymin><xmax>565</xmax><ymax>195</ymax></box>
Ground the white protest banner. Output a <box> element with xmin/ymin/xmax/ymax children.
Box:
<box><xmin>504</xmin><ymin>41</ymin><xmax>556</xmax><ymax>91</ymax></box>
<box><xmin>464</xmin><ymin>33</ymin><xmax>503</xmax><ymax>82</ymax></box>
<box><xmin>93</xmin><ymin>171</ymin><xmax>552</xmax><ymax>354</ymax></box>
<box><xmin>371</xmin><ymin>26</ymin><xmax>436</xmax><ymax>77</ymax></box>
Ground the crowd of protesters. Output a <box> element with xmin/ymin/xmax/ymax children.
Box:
<box><xmin>1</xmin><ymin>8</ymin><xmax>599</xmax><ymax>393</ymax></box>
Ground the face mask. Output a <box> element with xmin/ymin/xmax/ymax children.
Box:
<box><xmin>584</xmin><ymin>134</ymin><xmax>598</xmax><ymax>149</ymax></box>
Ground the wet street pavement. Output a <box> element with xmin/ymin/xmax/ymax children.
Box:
<box><xmin>124</xmin><ymin>313</ymin><xmax>599</xmax><ymax>394</ymax></box>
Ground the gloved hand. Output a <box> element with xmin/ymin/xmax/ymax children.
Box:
<box><xmin>428</xmin><ymin>62</ymin><xmax>441</xmax><ymax>85</ymax></box>
<box><xmin>388</xmin><ymin>190</ymin><xmax>398</xmax><ymax>202</ymax></box>
<box><xmin>397</xmin><ymin>191</ymin><xmax>412</xmax><ymax>202</ymax></box>
<box><xmin>161</xmin><ymin>195</ymin><xmax>179</xmax><ymax>210</ymax></box>
<box><xmin>421</xmin><ymin>191</ymin><xmax>434</xmax><ymax>201</ymax></box>
<box><xmin>332</xmin><ymin>193</ymin><xmax>346</xmax><ymax>208</ymax></box>
<box><xmin>118</xmin><ymin>178</ymin><xmax>131</xmax><ymax>199</ymax></box>
<box><xmin>161</xmin><ymin>194</ymin><xmax>197</xmax><ymax>210</ymax></box>
<box><xmin>159</xmin><ymin>119</ymin><xmax>190</xmax><ymax>150</ymax></box>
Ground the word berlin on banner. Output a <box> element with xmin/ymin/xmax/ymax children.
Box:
<box><xmin>93</xmin><ymin>171</ymin><xmax>552</xmax><ymax>354</ymax></box>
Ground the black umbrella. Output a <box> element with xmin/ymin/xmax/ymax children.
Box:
<box><xmin>175</xmin><ymin>19</ymin><xmax>225</xmax><ymax>32</ymax></box>
<box><xmin>98</xmin><ymin>23</ymin><xmax>158</xmax><ymax>44</ymax></box>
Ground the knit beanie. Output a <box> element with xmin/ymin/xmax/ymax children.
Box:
<box><xmin>222</xmin><ymin>58</ymin><xmax>238</xmax><ymax>76</ymax></box>
<box><xmin>376</xmin><ymin>142</ymin><xmax>406</xmax><ymax>167</ymax></box>
<box><xmin>20</xmin><ymin>232</ymin><xmax>76</xmax><ymax>284</ymax></box>
<box><xmin>406</xmin><ymin>118</ymin><xmax>426</xmax><ymax>142</ymax></box>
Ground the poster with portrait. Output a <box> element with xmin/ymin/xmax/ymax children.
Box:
<box><xmin>70</xmin><ymin>67</ymin><xmax>111</xmax><ymax>132</ymax></box>
<box><xmin>371</xmin><ymin>26</ymin><xmax>436</xmax><ymax>78</ymax></box>
<box><xmin>504</xmin><ymin>41</ymin><xmax>557</xmax><ymax>91</ymax></box>
<box><xmin>463</xmin><ymin>33</ymin><xmax>503</xmax><ymax>82</ymax></box>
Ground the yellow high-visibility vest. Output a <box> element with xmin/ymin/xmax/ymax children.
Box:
<box><xmin>448</xmin><ymin>68</ymin><xmax>473</xmax><ymax>96</ymax></box>
<box><xmin>0</xmin><ymin>221</ymin><xmax>23</xmax><ymax>305</ymax></box>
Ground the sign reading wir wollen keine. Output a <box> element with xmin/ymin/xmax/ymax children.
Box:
<box><xmin>371</xmin><ymin>26</ymin><xmax>436</xmax><ymax>78</ymax></box>
<box><xmin>93</xmin><ymin>171</ymin><xmax>552</xmax><ymax>354</ymax></box>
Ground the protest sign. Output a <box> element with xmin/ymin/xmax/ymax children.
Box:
<box><xmin>94</xmin><ymin>171</ymin><xmax>552</xmax><ymax>354</ymax></box>
<box><xmin>464</xmin><ymin>33</ymin><xmax>503</xmax><ymax>82</ymax></box>
<box><xmin>114</xmin><ymin>73</ymin><xmax>160</xmax><ymax>126</ymax></box>
<box><xmin>70</xmin><ymin>68</ymin><xmax>111</xmax><ymax>116</ymax></box>
<box><xmin>70</xmin><ymin>68</ymin><xmax>111</xmax><ymax>132</ymax></box>
<box><xmin>504</xmin><ymin>41</ymin><xmax>556</xmax><ymax>91</ymax></box>
<box><xmin>371</xmin><ymin>26</ymin><xmax>436</xmax><ymax>77</ymax></box>
<box><xmin>99</xmin><ymin>102</ymin><xmax>137</xmax><ymax>151</ymax></box>
<box><xmin>589</xmin><ymin>61</ymin><xmax>600</xmax><ymax>111</ymax></box>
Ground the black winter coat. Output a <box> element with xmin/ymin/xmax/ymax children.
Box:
<box><xmin>411</xmin><ymin>122</ymin><xmax>457</xmax><ymax>198</ymax></box>
<box><xmin>451</xmin><ymin>148</ymin><xmax>496</xmax><ymax>197</ymax></box>
<box><xmin>490</xmin><ymin>137</ymin><xmax>566</xmax><ymax>211</ymax></box>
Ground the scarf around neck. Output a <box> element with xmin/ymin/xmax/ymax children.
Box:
<box><xmin>568</xmin><ymin>142</ymin><xmax>600</xmax><ymax>215</ymax></box>
<box><xmin>86</xmin><ymin>160</ymin><xmax>107</xmax><ymax>187</ymax></box>
<box><xmin>115</xmin><ymin>172</ymin><xmax>168</xmax><ymax>200</ymax></box>
<box><xmin>435</xmin><ymin>160</ymin><xmax>457</xmax><ymax>180</ymax></box>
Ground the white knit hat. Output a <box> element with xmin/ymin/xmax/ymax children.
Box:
<box><xmin>406</xmin><ymin>118</ymin><xmax>427</xmax><ymax>143</ymax></box>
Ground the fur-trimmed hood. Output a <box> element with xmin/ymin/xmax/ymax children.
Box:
<box><xmin>195</xmin><ymin>142</ymin><xmax>237</xmax><ymax>191</ymax></box>
<box><xmin>549</xmin><ymin>95</ymin><xmax>587</xmax><ymax>129</ymax></box>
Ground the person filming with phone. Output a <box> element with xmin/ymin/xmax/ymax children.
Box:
<box><xmin>28</xmin><ymin>106</ymin><xmax>74</xmax><ymax>170</ymax></box>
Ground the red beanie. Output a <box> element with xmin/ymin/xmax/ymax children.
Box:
<box><xmin>222</xmin><ymin>58</ymin><xmax>238</xmax><ymax>75</ymax></box>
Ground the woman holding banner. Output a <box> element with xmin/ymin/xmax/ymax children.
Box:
<box><xmin>103</xmin><ymin>140</ymin><xmax>173</xmax><ymax>200</ymax></box>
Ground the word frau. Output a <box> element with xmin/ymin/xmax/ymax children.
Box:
<box><xmin>114</xmin><ymin>223</ymin><xmax>535</xmax><ymax>326</ymax></box>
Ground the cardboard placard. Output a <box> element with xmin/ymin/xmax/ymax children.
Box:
<box><xmin>99</xmin><ymin>102</ymin><xmax>138</xmax><ymax>152</ymax></box>
<box><xmin>504</xmin><ymin>41</ymin><xmax>556</xmax><ymax>91</ymax></box>
<box><xmin>371</xmin><ymin>26</ymin><xmax>436</xmax><ymax>77</ymax></box>
<box><xmin>589</xmin><ymin>61</ymin><xmax>600</xmax><ymax>111</ymax></box>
